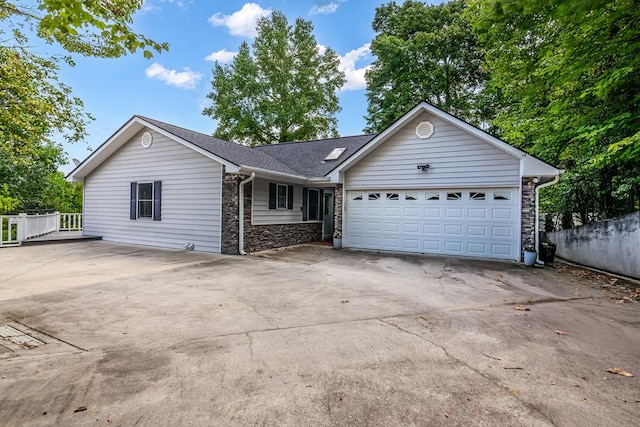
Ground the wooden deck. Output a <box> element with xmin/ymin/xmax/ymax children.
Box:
<box><xmin>22</xmin><ymin>231</ymin><xmax>102</xmax><ymax>245</ymax></box>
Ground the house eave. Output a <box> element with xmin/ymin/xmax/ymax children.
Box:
<box><xmin>67</xmin><ymin>116</ymin><xmax>241</xmax><ymax>182</ymax></box>
<box><xmin>331</xmin><ymin>101</ymin><xmax>545</xmax><ymax>177</ymax></box>
<box><xmin>237</xmin><ymin>166</ymin><xmax>308</xmax><ymax>183</ymax></box>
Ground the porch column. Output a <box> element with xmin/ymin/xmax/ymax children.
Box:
<box><xmin>334</xmin><ymin>184</ymin><xmax>343</xmax><ymax>238</ymax></box>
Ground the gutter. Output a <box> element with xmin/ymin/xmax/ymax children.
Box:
<box><xmin>535</xmin><ymin>174</ymin><xmax>560</xmax><ymax>265</ymax></box>
<box><xmin>238</xmin><ymin>172</ymin><xmax>255</xmax><ymax>255</ymax></box>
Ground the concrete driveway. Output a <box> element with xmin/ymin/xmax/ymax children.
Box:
<box><xmin>0</xmin><ymin>241</ymin><xmax>638</xmax><ymax>426</ymax></box>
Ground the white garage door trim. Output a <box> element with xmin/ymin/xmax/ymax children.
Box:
<box><xmin>345</xmin><ymin>188</ymin><xmax>520</xmax><ymax>260</ymax></box>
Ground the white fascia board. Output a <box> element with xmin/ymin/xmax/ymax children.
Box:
<box><xmin>138</xmin><ymin>118</ymin><xmax>240</xmax><ymax>172</ymax></box>
<box><xmin>67</xmin><ymin>116</ymin><xmax>241</xmax><ymax>182</ymax></box>
<box><xmin>308</xmin><ymin>177</ymin><xmax>331</xmax><ymax>183</ymax></box>
<box><xmin>67</xmin><ymin>116</ymin><xmax>144</xmax><ymax>182</ymax></box>
<box><xmin>333</xmin><ymin>103</ymin><xmax>428</xmax><ymax>174</ymax></box>
<box><xmin>332</xmin><ymin>102</ymin><xmax>528</xmax><ymax>176</ymax></box>
<box><xmin>418</xmin><ymin>102</ymin><xmax>526</xmax><ymax>159</ymax></box>
<box><xmin>522</xmin><ymin>155</ymin><xmax>562</xmax><ymax>177</ymax></box>
<box><xmin>238</xmin><ymin>166</ymin><xmax>307</xmax><ymax>183</ymax></box>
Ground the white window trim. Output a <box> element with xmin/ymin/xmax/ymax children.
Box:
<box><xmin>276</xmin><ymin>183</ymin><xmax>288</xmax><ymax>210</ymax></box>
<box><xmin>137</xmin><ymin>181</ymin><xmax>154</xmax><ymax>220</ymax></box>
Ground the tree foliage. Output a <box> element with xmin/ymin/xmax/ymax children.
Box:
<box><xmin>468</xmin><ymin>0</ymin><xmax>640</xmax><ymax>223</ymax></box>
<box><xmin>203</xmin><ymin>11</ymin><xmax>345</xmax><ymax>145</ymax></box>
<box><xmin>364</xmin><ymin>0</ymin><xmax>488</xmax><ymax>133</ymax></box>
<box><xmin>1</xmin><ymin>0</ymin><xmax>168</xmax><ymax>58</ymax></box>
<box><xmin>1</xmin><ymin>0</ymin><xmax>166</xmax><ymax>211</ymax></box>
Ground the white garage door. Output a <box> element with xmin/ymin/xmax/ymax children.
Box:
<box><xmin>345</xmin><ymin>189</ymin><xmax>519</xmax><ymax>260</ymax></box>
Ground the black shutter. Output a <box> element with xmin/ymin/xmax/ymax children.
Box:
<box><xmin>319</xmin><ymin>189</ymin><xmax>324</xmax><ymax>220</ymax></box>
<box><xmin>268</xmin><ymin>183</ymin><xmax>276</xmax><ymax>209</ymax></box>
<box><xmin>302</xmin><ymin>187</ymin><xmax>308</xmax><ymax>221</ymax></box>
<box><xmin>130</xmin><ymin>182</ymin><xmax>137</xmax><ymax>220</ymax></box>
<box><xmin>287</xmin><ymin>185</ymin><xmax>294</xmax><ymax>210</ymax></box>
<box><xmin>153</xmin><ymin>181</ymin><xmax>162</xmax><ymax>221</ymax></box>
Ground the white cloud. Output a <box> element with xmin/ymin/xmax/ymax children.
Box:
<box><xmin>316</xmin><ymin>44</ymin><xmax>327</xmax><ymax>55</ymax></box>
<box><xmin>205</xmin><ymin>49</ymin><xmax>238</xmax><ymax>64</ymax></box>
<box><xmin>310</xmin><ymin>2</ymin><xmax>341</xmax><ymax>16</ymax></box>
<box><xmin>338</xmin><ymin>43</ymin><xmax>372</xmax><ymax>91</ymax></box>
<box><xmin>208</xmin><ymin>3</ymin><xmax>272</xmax><ymax>38</ymax></box>
<box><xmin>145</xmin><ymin>63</ymin><xmax>202</xmax><ymax>89</ymax></box>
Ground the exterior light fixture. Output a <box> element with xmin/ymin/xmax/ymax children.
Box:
<box><xmin>417</xmin><ymin>164</ymin><xmax>430</xmax><ymax>171</ymax></box>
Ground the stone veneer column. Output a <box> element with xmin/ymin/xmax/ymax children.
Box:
<box><xmin>220</xmin><ymin>172</ymin><xmax>248</xmax><ymax>255</ymax></box>
<box><xmin>521</xmin><ymin>177</ymin><xmax>537</xmax><ymax>259</ymax></box>
<box><xmin>334</xmin><ymin>184</ymin><xmax>343</xmax><ymax>238</ymax></box>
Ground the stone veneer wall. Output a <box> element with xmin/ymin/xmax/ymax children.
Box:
<box><xmin>242</xmin><ymin>181</ymin><xmax>321</xmax><ymax>253</ymax></box>
<box><xmin>334</xmin><ymin>184</ymin><xmax>343</xmax><ymax>238</ymax></box>
<box><xmin>521</xmin><ymin>177</ymin><xmax>537</xmax><ymax>259</ymax></box>
<box><xmin>220</xmin><ymin>172</ymin><xmax>244</xmax><ymax>255</ymax></box>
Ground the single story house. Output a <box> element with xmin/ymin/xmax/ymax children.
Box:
<box><xmin>68</xmin><ymin>101</ymin><xmax>561</xmax><ymax>261</ymax></box>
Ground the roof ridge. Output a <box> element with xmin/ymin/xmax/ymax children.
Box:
<box><xmin>256</xmin><ymin>133</ymin><xmax>377</xmax><ymax>148</ymax></box>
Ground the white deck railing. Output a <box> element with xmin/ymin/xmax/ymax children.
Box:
<box><xmin>59</xmin><ymin>213</ymin><xmax>83</xmax><ymax>231</ymax></box>
<box><xmin>0</xmin><ymin>212</ymin><xmax>83</xmax><ymax>246</ymax></box>
<box><xmin>1</xmin><ymin>216</ymin><xmax>21</xmax><ymax>246</ymax></box>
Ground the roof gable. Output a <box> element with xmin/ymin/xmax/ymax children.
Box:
<box><xmin>68</xmin><ymin>103</ymin><xmax>560</xmax><ymax>183</ymax></box>
<box><xmin>331</xmin><ymin>101</ymin><xmax>561</xmax><ymax>179</ymax></box>
<box><xmin>68</xmin><ymin>116</ymin><xmax>303</xmax><ymax>181</ymax></box>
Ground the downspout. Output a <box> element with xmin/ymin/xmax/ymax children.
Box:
<box><xmin>535</xmin><ymin>175</ymin><xmax>560</xmax><ymax>265</ymax></box>
<box><xmin>238</xmin><ymin>172</ymin><xmax>255</xmax><ymax>255</ymax></box>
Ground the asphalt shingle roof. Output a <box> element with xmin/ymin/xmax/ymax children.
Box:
<box><xmin>138</xmin><ymin>116</ymin><xmax>301</xmax><ymax>176</ymax></box>
<box><xmin>255</xmin><ymin>135</ymin><xmax>375</xmax><ymax>177</ymax></box>
<box><xmin>138</xmin><ymin>115</ymin><xmax>376</xmax><ymax>178</ymax></box>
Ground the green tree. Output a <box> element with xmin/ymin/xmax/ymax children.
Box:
<box><xmin>0</xmin><ymin>184</ymin><xmax>19</xmax><ymax>214</ymax></box>
<box><xmin>364</xmin><ymin>0</ymin><xmax>488</xmax><ymax>133</ymax></box>
<box><xmin>1</xmin><ymin>0</ymin><xmax>167</xmax><ymax>210</ymax></box>
<box><xmin>203</xmin><ymin>11</ymin><xmax>345</xmax><ymax>145</ymax></box>
<box><xmin>468</xmin><ymin>0</ymin><xmax>640</xmax><ymax>224</ymax></box>
<box><xmin>1</xmin><ymin>0</ymin><xmax>168</xmax><ymax>58</ymax></box>
<box><xmin>42</xmin><ymin>172</ymin><xmax>83</xmax><ymax>212</ymax></box>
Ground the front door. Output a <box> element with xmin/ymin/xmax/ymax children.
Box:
<box><xmin>322</xmin><ymin>192</ymin><xmax>334</xmax><ymax>240</ymax></box>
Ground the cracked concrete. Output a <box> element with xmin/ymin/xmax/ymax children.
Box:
<box><xmin>0</xmin><ymin>241</ymin><xmax>638</xmax><ymax>426</ymax></box>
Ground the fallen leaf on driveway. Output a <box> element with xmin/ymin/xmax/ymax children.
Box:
<box><xmin>514</xmin><ymin>305</ymin><xmax>530</xmax><ymax>311</ymax></box>
<box><xmin>341</xmin><ymin>300</ymin><xmax>349</xmax><ymax>304</ymax></box>
<box><xmin>73</xmin><ymin>406</ymin><xmax>87</xmax><ymax>413</ymax></box>
<box><xmin>607</xmin><ymin>368</ymin><xmax>633</xmax><ymax>377</ymax></box>
<box><xmin>554</xmin><ymin>330</ymin><xmax>568</xmax><ymax>335</ymax></box>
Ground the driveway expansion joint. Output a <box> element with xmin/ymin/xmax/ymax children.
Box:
<box><xmin>378</xmin><ymin>317</ymin><xmax>559</xmax><ymax>427</ymax></box>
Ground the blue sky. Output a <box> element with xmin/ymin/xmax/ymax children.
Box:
<box><xmin>54</xmin><ymin>1</ymin><xmax>436</xmax><ymax>172</ymax></box>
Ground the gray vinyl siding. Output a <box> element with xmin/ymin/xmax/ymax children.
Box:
<box><xmin>252</xmin><ymin>178</ymin><xmax>315</xmax><ymax>225</ymax></box>
<box><xmin>83</xmin><ymin>129</ymin><xmax>222</xmax><ymax>253</ymax></box>
<box><xmin>346</xmin><ymin>112</ymin><xmax>520</xmax><ymax>189</ymax></box>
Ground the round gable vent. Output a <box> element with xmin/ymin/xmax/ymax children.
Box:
<box><xmin>416</xmin><ymin>121</ymin><xmax>435</xmax><ymax>139</ymax></box>
<box><xmin>141</xmin><ymin>131</ymin><xmax>153</xmax><ymax>148</ymax></box>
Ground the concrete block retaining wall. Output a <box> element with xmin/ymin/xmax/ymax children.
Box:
<box><xmin>548</xmin><ymin>211</ymin><xmax>639</xmax><ymax>279</ymax></box>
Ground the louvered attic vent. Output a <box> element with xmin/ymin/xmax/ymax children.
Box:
<box><xmin>325</xmin><ymin>147</ymin><xmax>346</xmax><ymax>160</ymax></box>
<box><xmin>141</xmin><ymin>131</ymin><xmax>153</xmax><ymax>148</ymax></box>
<box><xmin>416</xmin><ymin>121</ymin><xmax>435</xmax><ymax>139</ymax></box>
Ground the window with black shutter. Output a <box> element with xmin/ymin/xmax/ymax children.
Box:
<box><xmin>130</xmin><ymin>181</ymin><xmax>162</xmax><ymax>221</ymax></box>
